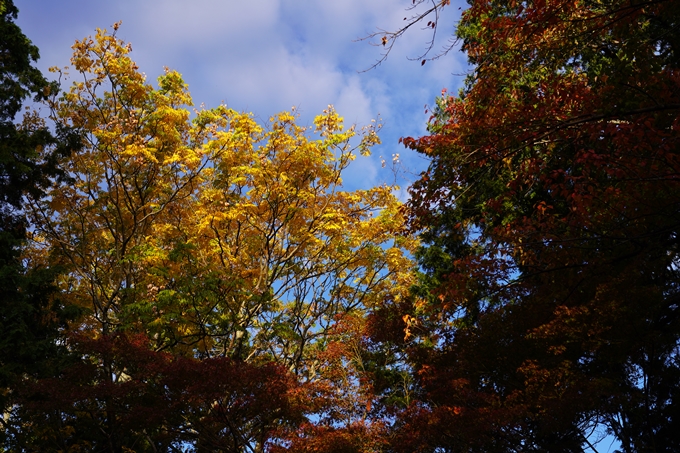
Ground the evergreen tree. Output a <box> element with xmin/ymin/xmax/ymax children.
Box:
<box><xmin>0</xmin><ymin>1</ymin><xmax>76</xmax><ymax>443</ymax></box>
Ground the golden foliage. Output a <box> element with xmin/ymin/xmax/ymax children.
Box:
<box><xmin>27</xmin><ymin>26</ymin><xmax>417</xmax><ymax>377</ymax></box>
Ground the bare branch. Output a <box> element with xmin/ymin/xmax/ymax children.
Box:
<box><xmin>358</xmin><ymin>0</ymin><xmax>457</xmax><ymax>71</ymax></box>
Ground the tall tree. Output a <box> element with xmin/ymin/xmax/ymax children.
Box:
<box><xmin>383</xmin><ymin>0</ymin><xmax>680</xmax><ymax>451</ymax></box>
<box><xmin>13</xmin><ymin>25</ymin><xmax>416</xmax><ymax>452</ymax></box>
<box><xmin>0</xmin><ymin>0</ymin><xmax>76</xmax><ymax>442</ymax></box>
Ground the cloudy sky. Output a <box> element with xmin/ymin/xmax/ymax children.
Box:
<box><xmin>16</xmin><ymin>0</ymin><xmax>469</xmax><ymax>193</ymax></box>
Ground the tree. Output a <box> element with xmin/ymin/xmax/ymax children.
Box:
<box><xmin>12</xmin><ymin>25</ymin><xmax>416</xmax><ymax>452</ymax></box>
<box><xmin>382</xmin><ymin>0</ymin><xmax>680</xmax><ymax>451</ymax></box>
<box><xmin>0</xmin><ymin>0</ymin><xmax>77</xmax><ymax>442</ymax></box>
<box><xmin>9</xmin><ymin>332</ymin><xmax>309</xmax><ymax>452</ymax></box>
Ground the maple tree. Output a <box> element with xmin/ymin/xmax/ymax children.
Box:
<box><xmin>5</xmin><ymin>24</ymin><xmax>416</xmax><ymax>452</ymax></box>
<box><xmin>8</xmin><ymin>333</ymin><xmax>309</xmax><ymax>452</ymax></box>
<box><xmin>376</xmin><ymin>0</ymin><xmax>680</xmax><ymax>451</ymax></box>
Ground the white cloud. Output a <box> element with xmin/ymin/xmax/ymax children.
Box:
<box><xmin>16</xmin><ymin>0</ymin><xmax>471</xmax><ymax>191</ymax></box>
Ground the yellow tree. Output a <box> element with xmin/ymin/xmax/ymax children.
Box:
<box><xmin>19</xmin><ymin>25</ymin><xmax>416</xmax><ymax>451</ymax></box>
<box><xmin>28</xmin><ymin>23</ymin><xmax>205</xmax><ymax>337</ymax></box>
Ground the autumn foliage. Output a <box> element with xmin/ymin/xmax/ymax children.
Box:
<box><xmin>390</xmin><ymin>0</ymin><xmax>680</xmax><ymax>451</ymax></box>
<box><xmin>12</xmin><ymin>333</ymin><xmax>306</xmax><ymax>451</ymax></box>
<box><xmin>2</xmin><ymin>22</ymin><xmax>416</xmax><ymax>452</ymax></box>
<box><xmin>4</xmin><ymin>0</ymin><xmax>680</xmax><ymax>451</ymax></box>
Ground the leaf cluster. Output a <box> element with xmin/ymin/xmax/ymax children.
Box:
<box><xmin>387</xmin><ymin>0</ymin><xmax>680</xmax><ymax>451</ymax></box>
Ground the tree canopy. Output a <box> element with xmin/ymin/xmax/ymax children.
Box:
<box><xmin>383</xmin><ymin>0</ymin><xmax>680</xmax><ymax>451</ymax></box>
<box><xmin>3</xmin><ymin>23</ymin><xmax>416</xmax><ymax>452</ymax></box>
<box><xmin>4</xmin><ymin>0</ymin><xmax>680</xmax><ymax>451</ymax></box>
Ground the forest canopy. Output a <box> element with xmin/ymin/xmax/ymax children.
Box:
<box><xmin>2</xmin><ymin>0</ymin><xmax>680</xmax><ymax>452</ymax></box>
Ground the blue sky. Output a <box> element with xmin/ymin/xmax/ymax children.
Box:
<box><xmin>15</xmin><ymin>0</ymin><xmax>468</xmax><ymax>194</ymax></box>
<box><xmin>11</xmin><ymin>4</ymin><xmax>625</xmax><ymax>451</ymax></box>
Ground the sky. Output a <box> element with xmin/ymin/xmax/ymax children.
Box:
<box><xmin>9</xmin><ymin>5</ymin><xmax>626</xmax><ymax>451</ymax></box>
<box><xmin>15</xmin><ymin>0</ymin><xmax>469</xmax><ymax>195</ymax></box>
